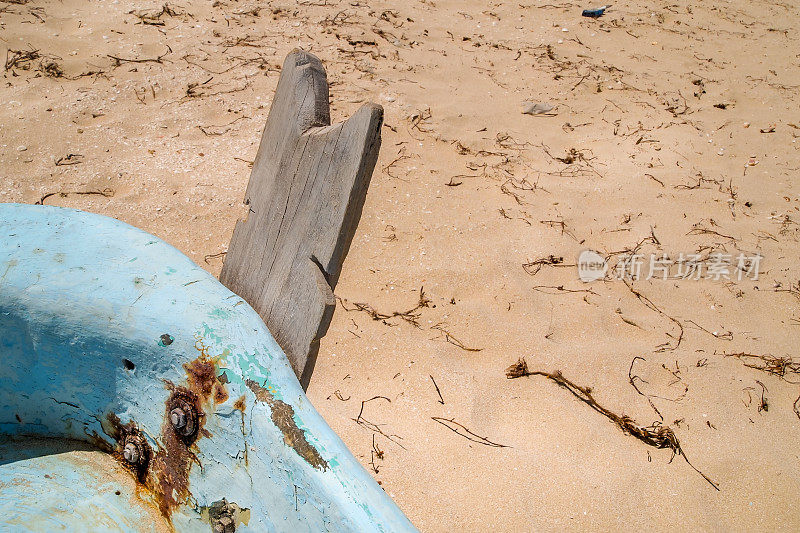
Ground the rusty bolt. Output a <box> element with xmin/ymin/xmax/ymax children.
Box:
<box><xmin>170</xmin><ymin>404</ymin><xmax>196</xmax><ymax>437</ymax></box>
<box><xmin>170</xmin><ymin>408</ymin><xmax>187</xmax><ymax>429</ymax></box>
<box><xmin>123</xmin><ymin>442</ymin><xmax>141</xmax><ymax>464</ymax></box>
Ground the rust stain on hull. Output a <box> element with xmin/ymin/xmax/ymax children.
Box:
<box><xmin>245</xmin><ymin>379</ymin><xmax>328</xmax><ymax>471</ymax></box>
<box><xmin>100</xmin><ymin>337</ymin><xmax>231</xmax><ymax>524</ymax></box>
<box><xmin>147</xmin><ymin>384</ymin><xmax>203</xmax><ymax>518</ymax></box>
<box><xmin>185</xmin><ymin>337</ymin><xmax>229</xmax><ymax>405</ymax></box>
<box><xmin>102</xmin><ymin>412</ymin><xmax>153</xmax><ymax>483</ymax></box>
<box><xmin>233</xmin><ymin>395</ymin><xmax>246</xmax><ymax>413</ymax></box>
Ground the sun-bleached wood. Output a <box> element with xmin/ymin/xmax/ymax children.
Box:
<box><xmin>220</xmin><ymin>50</ymin><xmax>383</xmax><ymax>389</ymax></box>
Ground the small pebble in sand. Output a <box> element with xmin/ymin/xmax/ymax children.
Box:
<box><xmin>522</xmin><ymin>102</ymin><xmax>554</xmax><ymax>115</ymax></box>
<box><xmin>17</xmin><ymin>146</ymin><xmax>27</xmax><ymax>152</ymax></box>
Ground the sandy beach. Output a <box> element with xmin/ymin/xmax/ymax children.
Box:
<box><xmin>2</xmin><ymin>0</ymin><xmax>799</xmax><ymax>530</ymax></box>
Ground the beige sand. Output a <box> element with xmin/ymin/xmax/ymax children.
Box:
<box><xmin>2</xmin><ymin>0</ymin><xmax>799</xmax><ymax>530</ymax></box>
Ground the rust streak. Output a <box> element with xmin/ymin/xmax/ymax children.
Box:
<box><xmin>147</xmin><ymin>388</ymin><xmax>202</xmax><ymax>518</ymax></box>
<box><xmin>101</xmin><ymin>413</ymin><xmax>152</xmax><ymax>483</ymax></box>
<box><xmin>245</xmin><ymin>379</ymin><xmax>328</xmax><ymax>470</ymax></box>
<box><xmin>233</xmin><ymin>395</ymin><xmax>248</xmax><ymax>466</ymax></box>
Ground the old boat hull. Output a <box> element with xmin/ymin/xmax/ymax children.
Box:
<box><xmin>0</xmin><ymin>203</ymin><xmax>417</xmax><ymax>532</ymax></box>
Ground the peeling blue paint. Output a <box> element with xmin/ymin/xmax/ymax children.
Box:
<box><xmin>0</xmin><ymin>204</ymin><xmax>417</xmax><ymax>533</ymax></box>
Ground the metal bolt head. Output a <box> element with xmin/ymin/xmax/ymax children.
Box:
<box><xmin>123</xmin><ymin>442</ymin><xmax>140</xmax><ymax>464</ymax></box>
<box><xmin>170</xmin><ymin>408</ymin><xmax>187</xmax><ymax>429</ymax></box>
<box><xmin>169</xmin><ymin>402</ymin><xmax>196</xmax><ymax>437</ymax></box>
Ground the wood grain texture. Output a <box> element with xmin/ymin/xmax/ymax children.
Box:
<box><xmin>220</xmin><ymin>50</ymin><xmax>383</xmax><ymax>388</ymax></box>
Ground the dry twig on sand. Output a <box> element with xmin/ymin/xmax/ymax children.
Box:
<box><xmin>506</xmin><ymin>358</ymin><xmax>719</xmax><ymax>490</ymax></box>
<box><xmin>54</xmin><ymin>153</ymin><xmax>84</xmax><ymax>166</ymax></box>
<box><xmin>522</xmin><ymin>255</ymin><xmax>566</xmax><ymax>276</ymax></box>
<box><xmin>429</xmin><ymin>375</ymin><xmax>445</xmax><ymax>404</ymax></box>
<box><xmin>431</xmin><ymin>324</ymin><xmax>482</xmax><ymax>352</ymax></box>
<box><xmin>431</xmin><ymin>417</ymin><xmax>509</xmax><ymax>448</ymax></box>
<box><xmin>352</xmin><ymin>395</ymin><xmax>405</xmax><ymax>448</ymax></box>
<box><xmin>203</xmin><ymin>251</ymin><xmax>227</xmax><ymax>264</ymax></box>
<box><xmin>108</xmin><ymin>46</ymin><xmax>172</xmax><ymax>67</ymax></box>
<box><xmin>624</xmin><ymin>280</ymin><xmax>684</xmax><ymax>351</ymax></box>
<box><xmin>628</xmin><ymin>356</ymin><xmax>664</xmax><ymax>421</ymax></box>
<box><xmin>129</xmin><ymin>2</ymin><xmax>184</xmax><ymax>25</ymax></box>
<box><xmin>532</xmin><ymin>284</ymin><xmax>597</xmax><ymax>296</ymax></box>
<box><xmin>382</xmin><ymin>150</ymin><xmax>410</xmax><ymax>180</ymax></box>
<box><xmin>774</xmin><ymin>280</ymin><xmax>800</xmax><ymax>300</ymax></box>
<box><xmin>36</xmin><ymin>188</ymin><xmax>114</xmax><ymax>205</ymax></box>
<box><xmin>369</xmin><ymin>434</ymin><xmax>384</xmax><ymax>473</ymax></box>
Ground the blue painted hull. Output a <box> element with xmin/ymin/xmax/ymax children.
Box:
<box><xmin>0</xmin><ymin>204</ymin><xmax>417</xmax><ymax>532</ymax></box>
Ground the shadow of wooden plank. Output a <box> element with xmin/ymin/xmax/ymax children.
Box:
<box><xmin>220</xmin><ymin>50</ymin><xmax>383</xmax><ymax>389</ymax></box>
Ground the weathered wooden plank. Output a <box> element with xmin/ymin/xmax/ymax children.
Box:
<box><xmin>220</xmin><ymin>50</ymin><xmax>383</xmax><ymax>388</ymax></box>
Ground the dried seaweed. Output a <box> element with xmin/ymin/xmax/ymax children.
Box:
<box><xmin>721</xmin><ymin>352</ymin><xmax>800</xmax><ymax>383</ymax></box>
<box><xmin>369</xmin><ymin>434</ymin><xmax>384</xmax><ymax>473</ymax></box>
<box><xmin>108</xmin><ymin>46</ymin><xmax>172</xmax><ymax>67</ymax></box>
<box><xmin>338</xmin><ymin>287</ymin><xmax>430</xmax><ymax>327</ymax></box>
<box><xmin>129</xmin><ymin>2</ymin><xmax>184</xmax><ymax>24</ymax></box>
<box><xmin>506</xmin><ymin>358</ymin><xmax>718</xmax><ymax>490</ymax></box>
<box><xmin>203</xmin><ymin>251</ymin><xmax>227</xmax><ymax>264</ymax></box>
<box><xmin>39</xmin><ymin>60</ymin><xmax>64</xmax><ymax>78</ymax></box>
<box><xmin>5</xmin><ymin>48</ymin><xmax>40</xmax><ymax>71</ymax></box>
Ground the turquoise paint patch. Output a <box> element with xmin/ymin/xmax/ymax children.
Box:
<box><xmin>209</xmin><ymin>307</ymin><xmax>231</xmax><ymax>320</ymax></box>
